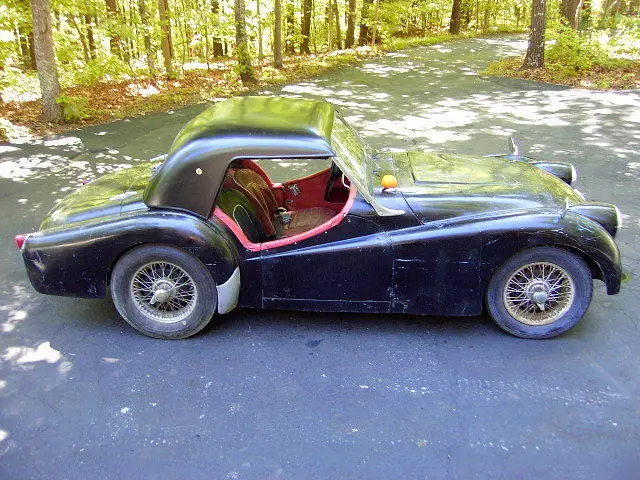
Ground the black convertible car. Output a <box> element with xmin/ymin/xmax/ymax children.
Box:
<box><xmin>16</xmin><ymin>96</ymin><xmax>622</xmax><ymax>339</ymax></box>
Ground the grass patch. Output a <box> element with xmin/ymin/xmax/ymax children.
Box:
<box><xmin>484</xmin><ymin>26</ymin><xmax>640</xmax><ymax>90</ymax></box>
<box><xmin>484</xmin><ymin>55</ymin><xmax>639</xmax><ymax>90</ymax></box>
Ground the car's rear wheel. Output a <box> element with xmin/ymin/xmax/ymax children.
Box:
<box><xmin>111</xmin><ymin>244</ymin><xmax>217</xmax><ymax>339</ymax></box>
<box><xmin>486</xmin><ymin>247</ymin><xmax>593</xmax><ymax>339</ymax></box>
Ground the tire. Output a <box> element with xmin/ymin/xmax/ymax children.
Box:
<box><xmin>111</xmin><ymin>244</ymin><xmax>217</xmax><ymax>339</ymax></box>
<box><xmin>486</xmin><ymin>247</ymin><xmax>593</xmax><ymax>339</ymax></box>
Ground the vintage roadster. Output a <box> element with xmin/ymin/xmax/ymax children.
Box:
<box><xmin>16</xmin><ymin>96</ymin><xmax>622</xmax><ymax>339</ymax></box>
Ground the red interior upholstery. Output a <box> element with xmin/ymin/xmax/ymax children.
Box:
<box><xmin>232</xmin><ymin>169</ymin><xmax>279</xmax><ymax>237</ymax></box>
<box><xmin>278</xmin><ymin>207</ymin><xmax>336</xmax><ymax>237</ymax></box>
<box><xmin>223</xmin><ymin>162</ymin><xmax>350</xmax><ymax>241</ymax></box>
<box><xmin>240</xmin><ymin>159</ymin><xmax>285</xmax><ymax>205</ymax></box>
<box><xmin>281</xmin><ymin>168</ymin><xmax>347</xmax><ymax>211</ymax></box>
<box><xmin>213</xmin><ymin>185</ymin><xmax>357</xmax><ymax>252</ymax></box>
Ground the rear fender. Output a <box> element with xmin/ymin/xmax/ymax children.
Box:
<box><xmin>22</xmin><ymin>210</ymin><xmax>238</xmax><ymax>298</ymax></box>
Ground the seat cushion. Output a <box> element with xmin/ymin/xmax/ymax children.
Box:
<box><xmin>279</xmin><ymin>207</ymin><xmax>336</xmax><ymax>237</ymax></box>
<box><xmin>216</xmin><ymin>188</ymin><xmax>266</xmax><ymax>243</ymax></box>
<box><xmin>232</xmin><ymin>168</ymin><xmax>280</xmax><ymax>237</ymax></box>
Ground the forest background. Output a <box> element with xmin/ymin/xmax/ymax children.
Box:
<box><xmin>1</xmin><ymin>0</ymin><xmax>638</xmax><ymax>140</ymax></box>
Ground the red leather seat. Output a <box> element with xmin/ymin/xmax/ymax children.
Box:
<box><xmin>232</xmin><ymin>169</ymin><xmax>335</xmax><ymax>239</ymax></box>
<box><xmin>277</xmin><ymin>207</ymin><xmax>336</xmax><ymax>237</ymax></box>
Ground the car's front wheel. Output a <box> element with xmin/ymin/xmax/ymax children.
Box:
<box><xmin>111</xmin><ymin>244</ymin><xmax>217</xmax><ymax>339</ymax></box>
<box><xmin>486</xmin><ymin>247</ymin><xmax>593</xmax><ymax>339</ymax></box>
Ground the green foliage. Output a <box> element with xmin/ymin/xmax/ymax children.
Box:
<box><xmin>233</xmin><ymin>42</ymin><xmax>256</xmax><ymax>82</ymax></box>
<box><xmin>0</xmin><ymin>37</ymin><xmax>15</xmax><ymax>71</ymax></box>
<box><xmin>482</xmin><ymin>57</ymin><xmax>519</xmax><ymax>76</ymax></box>
<box><xmin>56</xmin><ymin>94</ymin><xmax>90</xmax><ymax>122</ymax></box>
<box><xmin>71</xmin><ymin>56</ymin><xmax>132</xmax><ymax>86</ymax></box>
<box><xmin>546</xmin><ymin>27</ymin><xmax>609</xmax><ymax>76</ymax></box>
<box><xmin>606</xmin><ymin>16</ymin><xmax>640</xmax><ymax>59</ymax></box>
<box><xmin>259</xmin><ymin>66</ymin><xmax>286</xmax><ymax>82</ymax></box>
<box><xmin>484</xmin><ymin>23</ymin><xmax>638</xmax><ymax>91</ymax></box>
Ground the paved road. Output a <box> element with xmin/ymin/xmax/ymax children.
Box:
<box><xmin>1</xmin><ymin>36</ymin><xmax>639</xmax><ymax>479</ymax></box>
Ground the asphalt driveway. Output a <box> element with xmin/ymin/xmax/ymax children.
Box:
<box><xmin>1</xmin><ymin>36</ymin><xmax>639</xmax><ymax>479</ymax></box>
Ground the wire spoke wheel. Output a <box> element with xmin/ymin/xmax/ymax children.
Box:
<box><xmin>503</xmin><ymin>261</ymin><xmax>575</xmax><ymax>326</ymax></box>
<box><xmin>130</xmin><ymin>261</ymin><xmax>198</xmax><ymax>324</ymax></box>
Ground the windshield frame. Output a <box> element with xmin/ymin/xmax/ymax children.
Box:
<box><xmin>331</xmin><ymin>114</ymin><xmax>404</xmax><ymax>217</ymax></box>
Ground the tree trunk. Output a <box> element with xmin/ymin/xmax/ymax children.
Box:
<box><xmin>15</xmin><ymin>24</ymin><xmax>35</xmax><ymax>69</ymax></box>
<box><xmin>176</xmin><ymin>0</ymin><xmax>189</xmax><ymax>67</ymax></box>
<box><xmin>126</xmin><ymin>5</ymin><xmax>136</xmax><ymax>60</ymax></box>
<box><xmin>274</xmin><ymin>0</ymin><xmax>283</xmax><ymax>67</ymax></box>
<box><xmin>560</xmin><ymin>0</ymin><xmax>582</xmax><ymax>29</ymax></box>
<box><xmin>84</xmin><ymin>15</ymin><xmax>97</xmax><ymax>60</ymax></box>
<box><xmin>522</xmin><ymin>0</ymin><xmax>546</xmax><ymax>69</ymax></box>
<box><xmin>300</xmin><ymin>0</ymin><xmax>312</xmax><ymax>54</ymax></box>
<box><xmin>30</xmin><ymin>0</ymin><xmax>62</xmax><ymax>122</ymax></box>
<box><xmin>449</xmin><ymin>0</ymin><xmax>462</xmax><ymax>34</ymax></box>
<box><xmin>332</xmin><ymin>0</ymin><xmax>341</xmax><ymax>49</ymax></box>
<box><xmin>257</xmin><ymin>0</ymin><xmax>263</xmax><ymax>61</ymax></box>
<box><xmin>358</xmin><ymin>0</ymin><xmax>373</xmax><ymax>45</ymax></box>
<box><xmin>234</xmin><ymin>0</ymin><xmax>255</xmax><ymax>84</ymax></box>
<box><xmin>345</xmin><ymin>0</ymin><xmax>356</xmax><ymax>48</ymax></box>
<box><xmin>474</xmin><ymin>0</ymin><xmax>479</xmax><ymax>30</ymax></box>
<box><xmin>139</xmin><ymin>0</ymin><xmax>156</xmax><ymax>77</ymax></box>
<box><xmin>371</xmin><ymin>0</ymin><xmax>378</xmax><ymax>46</ymax></box>
<box><xmin>327</xmin><ymin>4</ymin><xmax>333</xmax><ymax>49</ymax></box>
<box><xmin>211</xmin><ymin>0</ymin><xmax>224</xmax><ymax>56</ymax></box>
<box><xmin>462</xmin><ymin>0</ymin><xmax>472</xmax><ymax>27</ymax></box>
<box><xmin>482</xmin><ymin>0</ymin><xmax>492</xmax><ymax>31</ymax></box>
<box><xmin>285</xmin><ymin>2</ymin><xmax>296</xmax><ymax>54</ymax></box>
<box><xmin>182</xmin><ymin>0</ymin><xmax>194</xmax><ymax>58</ymax></box>
<box><xmin>105</xmin><ymin>0</ymin><xmax>122</xmax><ymax>57</ymax></box>
<box><xmin>28</xmin><ymin>32</ymin><xmax>38</xmax><ymax>69</ymax></box>
<box><xmin>70</xmin><ymin>15</ymin><xmax>90</xmax><ymax>63</ymax></box>
<box><xmin>158</xmin><ymin>0</ymin><xmax>174</xmax><ymax>76</ymax></box>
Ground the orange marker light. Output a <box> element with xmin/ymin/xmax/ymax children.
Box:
<box><xmin>381</xmin><ymin>174</ymin><xmax>398</xmax><ymax>189</ymax></box>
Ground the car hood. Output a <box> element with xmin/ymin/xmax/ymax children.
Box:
<box><xmin>393</xmin><ymin>151</ymin><xmax>584</xmax><ymax>224</ymax></box>
<box><xmin>40</xmin><ymin>162</ymin><xmax>158</xmax><ymax>230</ymax></box>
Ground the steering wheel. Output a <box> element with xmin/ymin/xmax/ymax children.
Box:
<box><xmin>324</xmin><ymin>161</ymin><xmax>342</xmax><ymax>201</ymax></box>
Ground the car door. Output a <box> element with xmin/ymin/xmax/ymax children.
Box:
<box><xmin>260</xmin><ymin>208</ymin><xmax>393</xmax><ymax>313</ymax></box>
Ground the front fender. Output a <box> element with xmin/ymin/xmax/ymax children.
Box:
<box><xmin>480</xmin><ymin>211</ymin><xmax>621</xmax><ymax>295</ymax></box>
<box><xmin>22</xmin><ymin>210</ymin><xmax>238</xmax><ymax>298</ymax></box>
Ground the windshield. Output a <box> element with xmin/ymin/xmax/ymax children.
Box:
<box><xmin>330</xmin><ymin>115</ymin><xmax>404</xmax><ymax>216</ymax></box>
<box><xmin>331</xmin><ymin>116</ymin><xmax>368</xmax><ymax>186</ymax></box>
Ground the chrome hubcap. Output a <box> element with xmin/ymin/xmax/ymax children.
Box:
<box><xmin>131</xmin><ymin>261</ymin><xmax>197</xmax><ymax>323</ymax></box>
<box><xmin>503</xmin><ymin>262</ymin><xmax>575</xmax><ymax>326</ymax></box>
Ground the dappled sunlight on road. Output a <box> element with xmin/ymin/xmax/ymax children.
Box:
<box><xmin>0</xmin><ymin>36</ymin><xmax>639</xmax><ymax>474</ymax></box>
<box><xmin>2</xmin><ymin>341</ymin><xmax>63</xmax><ymax>370</ymax></box>
<box><xmin>0</xmin><ymin>285</ymin><xmax>33</xmax><ymax>334</ymax></box>
<box><xmin>0</xmin><ymin>336</ymin><xmax>72</xmax><ymax>459</ymax></box>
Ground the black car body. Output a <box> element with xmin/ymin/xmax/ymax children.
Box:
<box><xmin>17</xmin><ymin>96</ymin><xmax>622</xmax><ymax>339</ymax></box>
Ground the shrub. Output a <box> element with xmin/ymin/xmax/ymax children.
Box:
<box><xmin>546</xmin><ymin>27</ymin><xmax>610</xmax><ymax>76</ymax></box>
<box><xmin>56</xmin><ymin>94</ymin><xmax>90</xmax><ymax>122</ymax></box>
<box><xmin>72</xmin><ymin>56</ymin><xmax>131</xmax><ymax>86</ymax></box>
<box><xmin>606</xmin><ymin>16</ymin><xmax>640</xmax><ymax>59</ymax></box>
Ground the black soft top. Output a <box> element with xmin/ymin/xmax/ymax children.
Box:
<box><xmin>144</xmin><ymin>96</ymin><xmax>336</xmax><ymax>218</ymax></box>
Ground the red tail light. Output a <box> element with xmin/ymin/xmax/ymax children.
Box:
<box><xmin>15</xmin><ymin>234</ymin><xmax>27</xmax><ymax>250</ymax></box>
